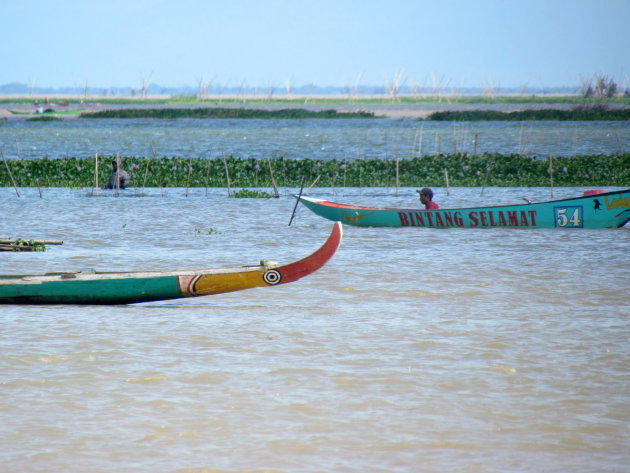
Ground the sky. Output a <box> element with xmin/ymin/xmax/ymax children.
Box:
<box><xmin>1</xmin><ymin>0</ymin><xmax>629</xmax><ymax>90</ymax></box>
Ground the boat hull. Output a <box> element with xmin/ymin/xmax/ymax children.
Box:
<box><xmin>0</xmin><ymin>222</ymin><xmax>342</xmax><ymax>305</ymax></box>
<box><xmin>297</xmin><ymin>190</ymin><xmax>630</xmax><ymax>229</ymax></box>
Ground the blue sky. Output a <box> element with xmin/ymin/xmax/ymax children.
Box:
<box><xmin>1</xmin><ymin>0</ymin><xmax>628</xmax><ymax>90</ymax></box>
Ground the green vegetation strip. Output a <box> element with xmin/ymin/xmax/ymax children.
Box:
<box><xmin>80</xmin><ymin>108</ymin><xmax>375</xmax><ymax>119</ymax></box>
<box><xmin>428</xmin><ymin>108</ymin><xmax>630</xmax><ymax>121</ymax></box>
<box><xmin>1</xmin><ymin>154</ymin><xmax>628</xmax><ymax>188</ymax></box>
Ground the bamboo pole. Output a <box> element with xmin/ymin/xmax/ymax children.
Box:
<box><xmin>94</xmin><ymin>153</ymin><xmax>99</xmax><ymax>194</ymax></box>
<box><xmin>444</xmin><ymin>168</ymin><xmax>450</xmax><ymax>195</ymax></box>
<box><xmin>288</xmin><ymin>176</ymin><xmax>306</xmax><ymax>226</ymax></box>
<box><xmin>480</xmin><ymin>163</ymin><xmax>492</xmax><ymax>196</ymax></box>
<box><xmin>411</xmin><ymin>127</ymin><xmax>420</xmax><ymax>157</ymax></box>
<box><xmin>549</xmin><ymin>156</ymin><xmax>554</xmax><ymax>198</ymax></box>
<box><xmin>149</xmin><ymin>143</ymin><xmax>159</xmax><ymax>196</ymax></box>
<box><xmin>1</xmin><ymin>149</ymin><xmax>20</xmax><ymax>197</ymax></box>
<box><xmin>267</xmin><ymin>159</ymin><xmax>279</xmax><ymax>197</ymax></box>
<box><xmin>184</xmin><ymin>158</ymin><xmax>192</xmax><ymax>197</ymax></box>
<box><xmin>113</xmin><ymin>154</ymin><xmax>121</xmax><ymax>197</ymax></box>
<box><xmin>306</xmin><ymin>174</ymin><xmax>321</xmax><ymax>193</ymax></box>
<box><xmin>395</xmin><ymin>147</ymin><xmax>400</xmax><ymax>196</ymax></box>
<box><xmin>16</xmin><ymin>139</ymin><xmax>40</xmax><ymax>197</ymax></box>
<box><xmin>205</xmin><ymin>156</ymin><xmax>212</xmax><ymax>196</ymax></box>
<box><xmin>0</xmin><ymin>239</ymin><xmax>63</xmax><ymax>245</ymax></box>
<box><xmin>223</xmin><ymin>154</ymin><xmax>232</xmax><ymax>196</ymax></box>
<box><xmin>357</xmin><ymin>148</ymin><xmax>363</xmax><ymax>194</ymax></box>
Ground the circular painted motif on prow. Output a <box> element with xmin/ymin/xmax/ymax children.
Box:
<box><xmin>263</xmin><ymin>269</ymin><xmax>282</xmax><ymax>285</ymax></box>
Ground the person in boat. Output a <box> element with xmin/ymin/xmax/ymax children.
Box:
<box><xmin>104</xmin><ymin>159</ymin><xmax>130</xmax><ymax>190</ymax></box>
<box><xmin>417</xmin><ymin>187</ymin><xmax>439</xmax><ymax>209</ymax></box>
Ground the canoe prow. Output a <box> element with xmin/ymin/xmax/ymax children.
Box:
<box><xmin>0</xmin><ymin>223</ymin><xmax>343</xmax><ymax>305</ymax></box>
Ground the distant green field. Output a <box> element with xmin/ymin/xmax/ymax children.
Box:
<box><xmin>2</xmin><ymin>94</ymin><xmax>629</xmax><ymax>107</ymax></box>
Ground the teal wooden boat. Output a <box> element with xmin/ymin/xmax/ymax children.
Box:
<box><xmin>297</xmin><ymin>190</ymin><xmax>630</xmax><ymax>229</ymax></box>
<box><xmin>0</xmin><ymin>223</ymin><xmax>342</xmax><ymax>305</ymax></box>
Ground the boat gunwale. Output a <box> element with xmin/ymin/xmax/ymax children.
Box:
<box><xmin>298</xmin><ymin>188</ymin><xmax>630</xmax><ymax>212</ymax></box>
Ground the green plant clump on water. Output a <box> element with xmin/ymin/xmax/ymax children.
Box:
<box><xmin>232</xmin><ymin>188</ymin><xmax>277</xmax><ymax>198</ymax></box>
<box><xmin>11</xmin><ymin>239</ymin><xmax>47</xmax><ymax>251</ymax></box>
<box><xmin>26</xmin><ymin>116</ymin><xmax>63</xmax><ymax>122</ymax></box>
<box><xmin>0</xmin><ymin>154</ymin><xmax>628</xmax><ymax>189</ymax></box>
<box><xmin>427</xmin><ymin>108</ymin><xmax>630</xmax><ymax>121</ymax></box>
<box><xmin>80</xmin><ymin>108</ymin><xmax>376</xmax><ymax>119</ymax></box>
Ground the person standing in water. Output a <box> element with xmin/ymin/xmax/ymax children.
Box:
<box><xmin>104</xmin><ymin>159</ymin><xmax>130</xmax><ymax>190</ymax></box>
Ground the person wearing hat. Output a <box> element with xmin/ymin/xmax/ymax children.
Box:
<box><xmin>417</xmin><ymin>187</ymin><xmax>439</xmax><ymax>209</ymax></box>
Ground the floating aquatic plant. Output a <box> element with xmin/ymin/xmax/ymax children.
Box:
<box><xmin>0</xmin><ymin>153</ymin><xmax>628</xmax><ymax>188</ymax></box>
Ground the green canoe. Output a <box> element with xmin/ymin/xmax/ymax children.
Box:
<box><xmin>0</xmin><ymin>223</ymin><xmax>342</xmax><ymax>305</ymax></box>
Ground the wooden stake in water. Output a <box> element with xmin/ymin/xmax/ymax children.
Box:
<box><xmin>306</xmin><ymin>174</ymin><xmax>321</xmax><ymax>194</ymax></box>
<box><xmin>1</xmin><ymin>149</ymin><xmax>20</xmax><ymax>197</ymax></box>
<box><xmin>395</xmin><ymin>147</ymin><xmax>400</xmax><ymax>197</ymax></box>
<box><xmin>114</xmin><ymin>154</ymin><xmax>121</xmax><ymax>197</ymax></box>
<box><xmin>94</xmin><ymin>153</ymin><xmax>99</xmax><ymax>195</ymax></box>
<box><xmin>223</xmin><ymin>154</ymin><xmax>232</xmax><ymax>196</ymax></box>
<box><xmin>267</xmin><ymin>159</ymin><xmax>279</xmax><ymax>197</ymax></box>
<box><xmin>549</xmin><ymin>156</ymin><xmax>554</xmax><ymax>198</ymax></box>
<box><xmin>356</xmin><ymin>148</ymin><xmax>363</xmax><ymax>194</ymax></box>
<box><xmin>205</xmin><ymin>156</ymin><xmax>212</xmax><ymax>196</ymax></box>
<box><xmin>185</xmin><ymin>158</ymin><xmax>192</xmax><ymax>197</ymax></box>
<box><xmin>480</xmin><ymin>163</ymin><xmax>492</xmax><ymax>196</ymax></box>
<box><xmin>444</xmin><ymin>168</ymin><xmax>450</xmax><ymax>195</ymax></box>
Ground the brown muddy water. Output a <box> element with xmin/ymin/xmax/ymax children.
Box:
<box><xmin>1</xmin><ymin>186</ymin><xmax>629</xmax><ymax>473</ymax></box>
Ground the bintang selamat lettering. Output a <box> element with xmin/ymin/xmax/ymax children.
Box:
<box><xmin>397</xmin><ymin>210</ymin><xmax>538</xmax><ymax>228</ymax></box>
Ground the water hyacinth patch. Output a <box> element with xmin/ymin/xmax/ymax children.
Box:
<box><xmin>0</xmin><ymin>153</ymin><xmax>628</xmax><ymax>188</ymax></box>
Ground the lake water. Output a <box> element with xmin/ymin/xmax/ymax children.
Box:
<box><xmin>1</xmin><ymin>185</ymin><xmax>629</xmax><ymax>473</ymax></box>
<box><xmin>1</xmin><ymin>117</ymin><xmax>629</xmax><ymax>161</ymax></box>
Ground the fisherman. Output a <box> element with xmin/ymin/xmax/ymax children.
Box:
<box><xmin>417</xmin><ymin>187</ymin><xmax>439</xmax><ymax>209</ymax></box>
<box><xmin>104</xmin><ymin>159</ymin><xmax>130</xmax><ymax>189</ymax></box>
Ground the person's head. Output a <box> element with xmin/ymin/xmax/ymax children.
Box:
<box><xmin>417</xmin><ymin>187</ymin><xmax>433</xmax><ymax>204</ymax></box>
<box><xmin>111</xmin><ymin>160</ymin><xmax>119</xmax><ymax>170</ymax></box>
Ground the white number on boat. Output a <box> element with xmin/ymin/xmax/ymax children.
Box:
<box><xmin>555</xmin><ymin>206</ymin><xmax>583</xmax><ymax>228</ymax></box>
